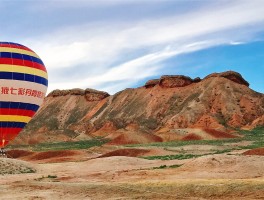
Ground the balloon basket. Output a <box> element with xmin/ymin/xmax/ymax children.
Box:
<box><xmin>0</xmin><ymin>148</ymin><xmax>7</xmax><ymax>158</ymax></box>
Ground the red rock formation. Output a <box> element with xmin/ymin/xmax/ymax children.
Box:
<box><xmin>243</xmin><ymin>115</ymin><xmax>264</xmax><ymax>129</ymax></box>
<box><xmin>145</xmin><ymin>79</ymin><xmax>159</xmax><ymax>88</ymax></box>
<box><xmin>243</xmin><ymin>147</ymin><xmax>264</xmax><ymax>156</ymax></box>
<box><xmin>159</xmin><ymin>75</ymin><xmax>193</xmax><ymax>88</ymax></box>
<box><xmin>47</xmin><ymin>88</ymin><xmax>109</xmax><ymax>101</ymax></box>
<box><xmin>47</xmin><ymin>88</ymin><xmax>85</xmax><ymax>97</ymax></box>
<box><xmin>13</xmin><ymin>71</ymin><xmax>264</xmax><ymax>145</ymax></box>
<box><xmin>98</xmin><ymin>149</ymin><xmax>150</xmax><ymax>158</ymax></box>
<box><xmin>204</xmin><ymin>71</ymin><xmax>249</xmax><ymax>87</ymax></box>
<box><xmin>193</xmin><ymin>77</ymin><xmax>201</xmax><ymax>83</ymax></box>
<box><xmin>203</xmin><ymin>129</ymin><xmax>237</xmax><ymax>138</ymax></box>
<box><xmin>182</xmin><ymin>133</ymin><xmax>202</xmax><ymax>140</ymax></box>
<box><xmin>228</xmin><ymin>114</ymin><xmax>247</xmax><ymax>128</ymax></box>
<box><xmin>85</xmin><ymin>88</ymin><xmax>110</xmax><ymax>101</ymax></box>
<box><xmin>192</xmin><ymin>115</ymin><xmax>225</xmax><ymax>129</ymax></box>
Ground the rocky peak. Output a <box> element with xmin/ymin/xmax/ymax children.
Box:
<box><xmin>204</xmin><ymin>71</ymin><xmax>249</xmax><ymax>87</ymax></box>
<box><xmin>160</xmin><ymin>75</ymin><xmax>193</xmax><ymax>88</ymax></box>
<box><xmin>47</xmin><ymin>88</ymin><xmax>109</xmax><ymax>101</ymax></box>
<box><xmin>47</xmin><ymin>89</ymin><xmax>84</xmax><ymax>97</ymax></box>
<box><xmin>144</xmin><ymin>71</ymin><xmax>249</xmax><ymax>89</ymax></box>
<box><xmin>84</xmin><ymin>88</ymin><xmax>110</xmax><ymax>101</ymax></box>
<box><xmin>145</xmin><ymin>79</ymin><xmax>160</xmax><ymax>88</ymax></box>
<box><xmin>144</xmin><ymin>75</ymin><xmax>194</xmax><ymax>88</ymax></box>
<box><xmin>193</xmin><ymin>77</ymin><xmax>201</xmax><ymax>83</ymax></box>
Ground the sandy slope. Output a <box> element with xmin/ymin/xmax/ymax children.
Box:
<box><xmin>0</xmin><ymin>154</ymin><xmax>263</xmax><ymax>199</ymax></box>
<box><xmin>0</xmin><ymin>158</ymin><xmax>36</xmax><ymax>175</ymax></box>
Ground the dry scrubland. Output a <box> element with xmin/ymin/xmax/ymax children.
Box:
<box><xmin>0</xmin><ymin>127</ymin><xmax>263</xmax><ymax>199</ymax></box>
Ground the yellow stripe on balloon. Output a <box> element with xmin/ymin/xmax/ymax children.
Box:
<box><xmin>0</xmin><ymin>115</ymin><xmax>31</xmax><ymax>123</ymax></box>
<box><xmin>0</xmin><ymin>47</ymin><xmax>40</xmax><ymax>58</ymax></box>
<box><xmin>0</xmin><ymin>64</ymin><xmax>48</xmax><ymax>79</ymax></box>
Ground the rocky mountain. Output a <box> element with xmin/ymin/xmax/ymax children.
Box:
<box><xmin>13</xmin><ymin>71</ymin><xmax>264</xmax><ymax>145</ymax></box>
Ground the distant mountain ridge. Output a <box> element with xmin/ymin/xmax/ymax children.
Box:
<box><xmin>13</xmin><ymin>71</ymin><xmax>264</xmax><ymax>145</ymax></box>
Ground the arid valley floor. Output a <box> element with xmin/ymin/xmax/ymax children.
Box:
<box><xmin>1</xmin><ymin>128</ymin><xmax>264</xmax><ymax>200</ymax></box>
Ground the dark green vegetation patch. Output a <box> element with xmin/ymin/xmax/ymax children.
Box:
<box><xmin>136</xmin><ymin>127</ymin><xmax>263</xmax><ymax>160</ymax></box>
<box><xmin>9</xmin><ymin>138</ymin><xmax>108</xmax><ymax>151</ymax></box>
<box><xmin>127</xmin><ymin>127</ymin><xmax>264</xmax><ymax>149</ymax></box>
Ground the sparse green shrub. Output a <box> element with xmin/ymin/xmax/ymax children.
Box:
<box><xmin>143</xmin><ymin>154</ymin><xmax>199</xmax><ymax>160</ymax></box>
<box><xmin>214</xmin><ymin>149</ymin><xmax>232</xmax><ymax>154</ymax></box>
<box><xmin>153</xmin><ymin>165</ymin><xmax>167</xmax><ymax>169</ymax></box>
<box><xmin>169</xmin><ymin>164</ymin><xmax>182</xmax><ymax>168</ymax></box>
<box><xmin>152</xmin><ymin>164</ymin><xmax>182</xmax><ymax>169</ymax></box>
<box><xmin>47</xmin><ymin>175</ymin><xmax>57</xmax><ymax>178</ymax></box>
<box><xmin>35</xmin><ymin>175</ymin><xmax>57</xmax><ymax>181</ymax></box>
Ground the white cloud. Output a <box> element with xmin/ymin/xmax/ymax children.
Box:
<box><xmin>229</xmin><ymin>41</ymin><xmax>245</xmax><ymax>45</ymax></box>
<box><xmin>46</xmin><ymin>39</ymin><xmax>225</xmax><ymax>93</ymax></box>
<box><xmin>23</xmin><ymin>0</ymin><xmax>264</xmax><ymax>94</ymax></box>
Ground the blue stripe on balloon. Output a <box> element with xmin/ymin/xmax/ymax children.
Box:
<box><xmin>0</xmin><ymin>101</ymin><xmax>40</xmax><ymax>111</ymax></box>
<box><xmin>0</xmin><ymin>42</ymin><xmax>25</xmax><ymax>47</ymax></box>
<box><xmin>0</xmin><ymin>72</ymin><xmax>48</xmax><ymax>86</ymax></box>
<box><xmin>0</xmin><ymin>52</ymin><xmax>44</xmax><ymax>65</ymax></box>
<box><xmin>0</xmin><ymin>122</ymin><xmax>26</xmax><ymax>128</ymax></box>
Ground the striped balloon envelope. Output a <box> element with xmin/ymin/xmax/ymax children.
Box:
<box><xmin>0</xmin><ymin>42</ymin><xmax>48</xmax><ymax>148</ymax></box>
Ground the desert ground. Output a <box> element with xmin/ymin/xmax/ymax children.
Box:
<box><xmin>1</xmin><ymin>134</ymin><xmax>264</xmax><ymax>200</ymax></box>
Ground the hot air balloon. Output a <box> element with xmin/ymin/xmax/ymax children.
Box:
<box><xmin>0</xmin><ymin>42</ymin><xmax>48</xmax><ymax>154</ymax></box>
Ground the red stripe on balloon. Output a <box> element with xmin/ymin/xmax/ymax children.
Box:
<box><xmin>0</xmin><ymin>58</ymin><xmax>47</xmax><ymax>72</ymax></box>
<box><xmin>0</xmin><ymin>140</ymin><xmax>9</xmax><ymax>148</ymax></box>
<box><xmin>0</xmin><ymin>128</ymin><xmax>23</xmax><ymax>135</ymax></box>
<box><xmin>0</xmin><ymin>44</ymin><xmax>34</xmax><ymax>52</ymax></box>
<box><xmin>0</xmin><ymin>128</ymin><xmax>23</xmax><ymax>147</ymax></box>
<box><xmin>0</xmin><ymin>108</ymin><xmax>35</xmax><ymax>117</ymax></box>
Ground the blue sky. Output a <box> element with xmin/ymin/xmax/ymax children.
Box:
<box><xmin>0</xmin><ymin>0</ymin><xmax>264</xmax><ymax>94</ymax></box>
